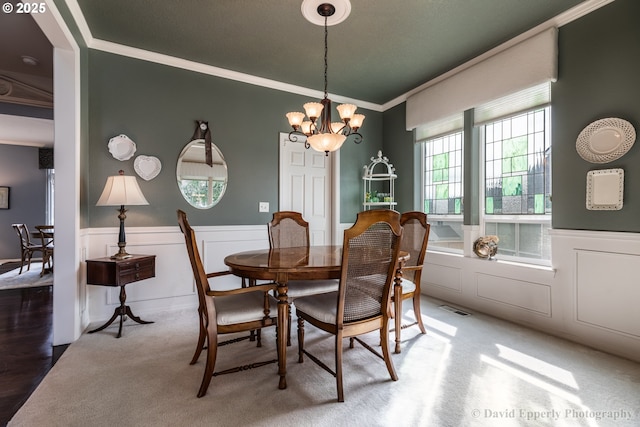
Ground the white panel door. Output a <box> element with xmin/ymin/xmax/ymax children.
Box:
<box><xmin>279</xmin><ymin>133</ymin><xmax>332</xmax><ymax>245</ymax></box>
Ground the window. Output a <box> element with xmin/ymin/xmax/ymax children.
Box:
<box><xmin>481</xmin><ymin>107</ymin><xmax>551</xmax><ymax>262</ymax></box>
<box><xmin>415</xmin><ymin>83</ymin><xmax>552</xmax><ymax>263</ymax></box>
<box><xmin>46</xmin><ymin>169</ymin><xmax>54</xmax><ymax>225</ymax></box>
<box><xmin>421</xmin><ymin>130</ymin><xmax>464</xmax><ymax>252</ymax></box>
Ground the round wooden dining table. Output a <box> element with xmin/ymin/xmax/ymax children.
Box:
<box><xmin>225</xmin><ymin>245</ymin><xmax>342</xmax><ymax>389</ymax></box>
<box><xmin>224</xmin><ymin>245</ymin><xmax>407</xmax><ymax>390</ymax></box>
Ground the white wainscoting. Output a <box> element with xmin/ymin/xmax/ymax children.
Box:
<box><xmin>83</xmin><ymin>225</ymin><xmax>269</xmax><ymax>327</ymax></box>
<box><xmin>81</xmin><ymin>225</ymin><xmax>640</xmax><ymax>361</ymax></box>
<box><xmin>82</xmin><ymin>223</ymin><xmax>351</xmax><ymax>333</ymax></box>
<box><xmin>422</xmin><ymin>229</ymin><xmax>640</xmax><ymax>362</ymax></box>
<box><xmin>575</xmin><ymin>250</ymin><xmax>640</xmax><ymax>338</ymax></box>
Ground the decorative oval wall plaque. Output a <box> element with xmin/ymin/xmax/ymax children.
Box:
<box><xmin>576</xmin><ymin>118</ymin><xmax>635</xmax><ymax>164</ymax></box>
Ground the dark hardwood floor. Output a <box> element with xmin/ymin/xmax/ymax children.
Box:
<box><xmin>0</xmin><ymin>283</ymin><xmax>66</xmax><ymax>427</ymax></box>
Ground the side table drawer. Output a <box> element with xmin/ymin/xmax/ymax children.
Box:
<box><xmin>117</xmin><ymin>258</ymin><xmax>155</xmax><ymax>285</ymax></box>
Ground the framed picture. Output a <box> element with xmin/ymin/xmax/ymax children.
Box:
<box><xmin>0</xmin><ymin>187</ymin><xmax>9</xmax><ymax>209</ymax></box>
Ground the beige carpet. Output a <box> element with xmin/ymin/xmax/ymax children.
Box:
<box><xmin>9</xmin><ymin>297</ymin><xmax>640</xmax><ymax>427</ymax></box>
<box><xmin>0</xmin><ymin>263</ymin><xmax>52</xmax><ymax>290</ymax></box>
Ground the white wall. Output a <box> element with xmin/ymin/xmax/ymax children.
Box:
<box><xmin>422</xmin><ymin>229</ymin><xmax>640</xmax><ymax>363</ymax></box>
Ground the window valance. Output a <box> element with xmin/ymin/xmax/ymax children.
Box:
<box><xmin>406</xmin><ymin>27</ymin><xmax>557</xmax><ymax>131</ymax></box>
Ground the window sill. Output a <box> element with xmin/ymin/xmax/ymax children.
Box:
<box><xmin>427</xmin><ymin>249</ymin><xmax>556</xmax><ymax>275</ymax></box>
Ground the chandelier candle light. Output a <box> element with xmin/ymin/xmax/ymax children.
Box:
<box><xmin>286</xmin><ymin>1</ymin><xmax>364</xmax><ymax>155</ymax></box>
<box><xmin>97</xmin><ymin>170</ymin><xmax>149</xmax><ymax>260</ymax></box>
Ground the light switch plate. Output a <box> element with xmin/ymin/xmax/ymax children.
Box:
<box><xmin>259</xmin><ymin>202</ymin><xmax>269</xmax><ymax>212</ymax></box>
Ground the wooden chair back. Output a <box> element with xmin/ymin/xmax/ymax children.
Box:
<box><xmin>338</xmin><ymin>209</ymin><xmax>403</xmax><ymax>325</ymax></box>
<box><xmin>35</xmin><ymin>225</ymin><xmax>54</xmax><ymax>247</ymax></box>
<box><xmin>12</xmin><ymin>223</ymin><xmax>32</xmax><ymax>249</ymax></box>
<box><xmin>176</xmin><ymin>210</ymin><xmax>215</xmax><ymax>323</ymax></box>
<box><xmin>399</xmin><ymin>211</ymin><xmax>430</xmax><ymax>284</ymax></box>
<box><xmin>268</xmin><ymin>211</ymin><xmax>309</xmax><ymax>249</ymax></box>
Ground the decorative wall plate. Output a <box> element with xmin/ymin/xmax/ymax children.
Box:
<box><xmin>586</xmin><ymin>168</ymin><xmax>624</xmax><ymax>210</ymax></box>
<box><xmin>134</xmin><ymin>155</ymin><xmax>162</xmax><ymax>181</ymax></box>
<box><xmin>576</xmin><ymin>118</ymin><xmax>635</xmax><ymax>164</ymax></box>
<box><xmin>108</xmin><ymin>134</ymin><xmax>137</xmax><ymax>161</ymax></box>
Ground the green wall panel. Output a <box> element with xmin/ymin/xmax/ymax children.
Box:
<box><xmin>381</xmin><ymin>103</ymin><xmax>414</xmax><ymax>213</ymax></box>
<box><xmin>87</xmin><ymin>51</ymin><xmax>381</xmax><ymax>227</ymax></box>
<box><xmin>553</xmin><ymin>0</ymin><xmax>640</xmax><ymax>231</ymax></box>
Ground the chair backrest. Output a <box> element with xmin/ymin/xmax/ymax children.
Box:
<box><xmin>268</xmin><ymin>211</ymin><xmax>309</xmax><ymax>249</ymax></box>
<box><xmin>177</xmin><ymin>210</ymin><xmax>215</xmax><ymax>321</ymax></box>
<box><xmin>399</xmin><ymin>211</ymin><xmax>430</xmax><ymax>283</ymax></box>
<box><xmin>35</xmin><ymin>225</ymin><xmax>54</xmax><ymax>248</ymax></box>
<box><xmin>12</xmin><ymin>223</ymin><xmax>31</xmax><ymax>249</ymax></box>
<box><xmin>338</xmin><ymin>210</ymin><xmax>402</xmax><ymax>325</ymax></box>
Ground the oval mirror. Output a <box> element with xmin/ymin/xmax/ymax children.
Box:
<box><xmin>176</xmin><ymin>139</ymin><xmax>228</xmax><ymax>209</ymax></box>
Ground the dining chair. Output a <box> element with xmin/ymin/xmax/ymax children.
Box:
<box><xmin>268</xmin><ymin>211</ymin><xmax>339</xmax><ymax>345</ymax></box>
<box><xmin>294</xmin><ymin>209</ymin><xmax>402</xmax><ymax>402</ymax></box>
<box><xmin>35</xmin><ymin>225</ymin><xmax>54</xmax><ymax>277</ymax></box>
<box><xmin>391</xmin><ymin>211</ymin><xmax>430</xmax><ymax>353</ymax></box>
<box><xmin>177</xmin><ymin>209</ymin><xmax>279</xmax><ymax>397</ymax></box>
<box><xmin>11</xmin><ymin>224</ymin><xmax>47</xmax><ymax>274</ymax></box>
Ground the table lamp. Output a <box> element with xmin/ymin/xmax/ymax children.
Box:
<box><xmin>97</xmin><ymin>170</ymin><xmax>149</xmax><ymax>260</ymax></box>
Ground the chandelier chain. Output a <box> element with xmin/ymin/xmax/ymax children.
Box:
<box><xmin>324</xmin><ymin>14</ymin><xmax>328</xmax><ymax>98</ymax></box>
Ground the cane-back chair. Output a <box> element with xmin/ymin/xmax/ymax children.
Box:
<box><xmin>177</xmin><ymin>209</ymin><xmax>278</xmax><ymax>397</ymax></box>
<box><xmin>294</xmin><ymin>209</ymin><xmax>402</xmax><ymax>402</ymax></box>
<box><xmin>268</xmin><ymin>211</ymin><xmax>339</xmax><ymax>345</ymax></box>
<box><xmin>391</xmin><ymin>211</ymin><xmax>430</xmax><ymax>353</ymax></box>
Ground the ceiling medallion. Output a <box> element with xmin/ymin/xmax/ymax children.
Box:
<box><xmin>301</xmin><ymin>0</ymin><xmax>351</xmax><ymax>26</ymax></box>
<box><xmin>286</xmin><ymin>1</ymin><xmax>363</xmax><ymax>155</ymax></box>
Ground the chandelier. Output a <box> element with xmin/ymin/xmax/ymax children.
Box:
<box><xmin>286</xmin><ymin>1</ymin><xmax>364</xmax><ymax>155</ymax></box>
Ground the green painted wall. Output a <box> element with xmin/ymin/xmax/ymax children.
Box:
<box><xmin>552</xmin><ymin>0</ymin><xmax>640</xmax><ymax>231</ymax></box>
<box><xmin>53</xmin><ymin>0</ymin><xmax>91</xmax><ymax>229</ymax></box>
<box><xmin>382</xmin><ymin>0</ymin><xmax>640</xmax><ymax>233</ymax></box>
<box><xmin>381</xmin><ymin>103</ymin><xmax>413</xmax><ymax>213</ymax></box>
<box><xmin>81</xmin><ymin>1</ymin><xmax>639</xmax><ymax>230</ymax></box>
<box><xmin>86</xmin><ymin>51</ymin><xmax>381</xmax><ymax>227</ymax></box>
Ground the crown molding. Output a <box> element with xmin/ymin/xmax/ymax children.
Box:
<box><xmin>66</xmin><ymin>0</ymin><xmax>613</xmax><ymax>113</ymax></box>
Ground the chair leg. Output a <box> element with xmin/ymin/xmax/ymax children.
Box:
<box><xmin>394</xmin><ymin>285</ymin><xmax>403</xmax><ymax>354</ymax></box>
<box><xmin>297</xmin><ymin>317</ymin><xmax>304</xmax><ymax>363</ymax></box>
<box><xmin>25</xmin><ymin>251</ymin><xmax>33</xmax><ymax>273</ymax></box>
<box><xmin>380</xmin><ymin>321</ymin><xmax>398</xmax><ymax>382</ymax></box>
<box><xmin>40</xmin><ymin>254</ymin><xmax>48</xmax><ymax>277</ymax></box>
<box><xmin>19</xmin><ymin>250</ymin><xmax>26</xmax><ymax>274</ymax></box>
<box><xmin>197</xmin><ymin>319</ymin><xmax>218</xmax><ymax>398</ymax></box>
<box><xmin>335</xmin><ymin>333</ymin><xmax>344</xmax><ymax>402</ymax></box>
<box><xmin>413</xmin><ymin>294</ymin><xmax>426</xmax><ymax>334</ymax></box>
<box><xmin>190</xmin><ymin>308</ymin><xmax>206</xmax><ymax>365</ymax></box>
<box><xmin>287</xmin><ymin>303</ymin><xmax>292</xmax><ymax>346</ymax></box>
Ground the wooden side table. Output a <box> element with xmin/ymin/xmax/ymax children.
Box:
<box><xmin>86</xmin><ymin>254</ymin><xmax>156</xmax><ymax>338</ymax></box>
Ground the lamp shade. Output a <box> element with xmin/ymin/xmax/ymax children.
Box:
<box><xmin>97</xmin><ymin>172</ymin><xmax>148</xmax><ymax>206</ymax></box>
<box><xmin>307</xmin><ymin>132</ymin><xmax>346</xmax><ymax>154</ymax></box>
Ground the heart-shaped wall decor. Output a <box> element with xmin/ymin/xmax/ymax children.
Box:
<box><xmin>134</xmin><ymin>155</ymin><xmax>162</xmax><ymax>181</ymax></box>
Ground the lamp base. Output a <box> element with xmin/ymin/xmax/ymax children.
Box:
<box><xmin>110</xmin><ymin>251</ymin><xmax>133</xmax><ymax>260</ymax></box>
<box><xmin>110</xmin><ymin>205</ymin><xmax>133</xmax><ymax>260</ymax></box>
<box><xmin>110</xmin><ymin>241</ymin><xmax>132</xmax><ymax>260</ymax></box>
